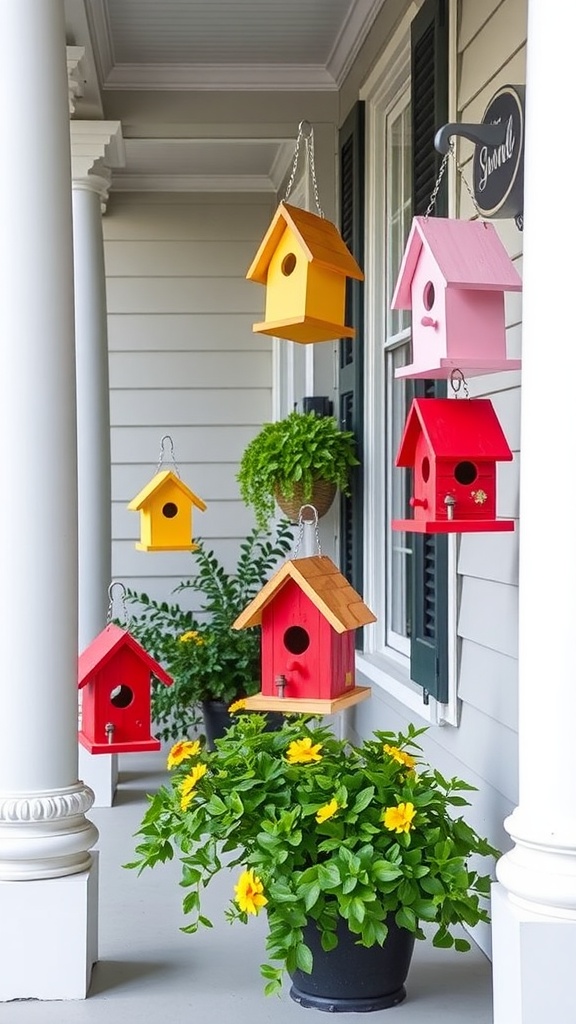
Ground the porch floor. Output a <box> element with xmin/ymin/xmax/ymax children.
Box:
<box><xmin>0</xmin><ymin>751</ymin><xmax>494</xmax><ymax>1023</ymax></box>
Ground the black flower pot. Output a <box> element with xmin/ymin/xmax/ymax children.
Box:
<box><xmin>200</xmin><ymin>700</ymin><xmax>284</xmax><ymax>751</ymax></box>
<box><xmin>289</xmin><ymin>916</ymin><xmax>415</xmax><ymax>1013</ymax></box>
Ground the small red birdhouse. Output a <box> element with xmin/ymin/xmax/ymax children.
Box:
<box><xmin>246</xmin><ymin>202</ymin><xmax>364</xmax><ymax>344</ymax></box>
<box><xmin>128</xmin><ymin>469</ymin><xmax>206</xmax><ymax>551</ymax></box>
<box><xmin>392</xmin><ymin>398</ymin><xmax>514</xmax><ymax>533</ymax></box>
<box><xmin>233</xmin><ymin>556</ymin><xmax>375</xmax><ymax>713</ymax></box>
<box><xmin>78</xmin><ymin>623</ymin><xmax>173</xmax><ymax>754</ymax></box>
<box><xmin>391</xmin><ymin>217</ymin><xmax>522</xmax><ymax>379</ymax></box>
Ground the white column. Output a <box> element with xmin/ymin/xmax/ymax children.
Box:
<box><xmin>492</xmin><ymin>4</ymin><xmax>576</xmax><ymax>1022</ymax></box>
<box><xmin>73</xmin><ymin>173</ymin><xmax>112</xmax><ymax>653</ymax></box>
<box><xmin>0</xmin><ymin>0</ymin><xmax>98</xmax><ymax>1000</ymax></box>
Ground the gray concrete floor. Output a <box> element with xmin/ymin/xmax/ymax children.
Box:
<box><xmin>0</xmin><ymin>751</ymin><xmax>494</xmax><ymax>1023</ymax></box>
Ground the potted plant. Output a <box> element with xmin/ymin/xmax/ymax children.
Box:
<box><xmin>127</xmin><ymin>712</ymin><xmax>498</xmax><ymax>1011</ymax></box>
<box><xmin>237</xmin><ymin>410</ymin><xmax>359</xmax><ymax>531</ymax></box>
<box><xmin>125</xmin><ymin>520</ymin><xmax>293</xmax><ymax>744</ymax></box>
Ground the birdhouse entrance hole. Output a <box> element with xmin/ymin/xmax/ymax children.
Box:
<box><xmin>423</xmin><ymin>281</ymin><xmax>435</xmax><ymax>310</ymax></box>
<box><xmin>110</xmin><ymin>684</ymin><xmax>133</xmax><ymax>708</ymax></box>
<box><xmin>282</xmin><ymin>253</ymin><xmax>297</xmax><ymax>276</ymax></box>
<box><xmin>422</xmin><ymin>457</ymin><xmax>430</xmax><ymax>482</ymax></box>
<box><xmin>284</xmin><ymin>626</ymin><xmax>310</xmax><ymax>655</ymax></box>
<box><xmin>454</xmin><ymin>461</ymin><xmax>478</xmax><ymax>485</ymax></box>
<box><xmin>162</xmin><ymin>501</ymin><xmax>178</xmax><ymax>518</ymax></box>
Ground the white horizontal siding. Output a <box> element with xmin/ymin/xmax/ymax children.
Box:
<box><xmin>108</xmin><ymin>313</ymin><xmax>269</xmax><ymax>352</ymax></box>
<box><xmin>458</xmin><ymin>530</ymin><xmax>519</xmax><ymax>587</ymax></box>
<box><xmin>104</xmin><ymin>192</ymin><xmax>274</xmax><ymax>597</ymax></box>
<box><xmin>110</xmin><ymin>351</ymin><xmax>271</xmax><ymax>389</ymax></box>
<box><xmin>110</xmin><ymin>388</ymin><xmax>270</xmax><ymax>426</ymax></box>
<box><xmin>458</xmin><ymin>577</ymin><xmax>518</xmax><ymax>660</ymax></box>
<box><xmin>458</xmin><ymin>639</ymin><xmax>518</xmax><ymax>733</ymax></box>
<box><xmin>458</xmin><ymin>0</ymin><xmax>527</xmax><ymax>110</ymax></box>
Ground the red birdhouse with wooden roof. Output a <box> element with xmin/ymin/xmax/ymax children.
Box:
<box><xmin>128</xmin><ymin>469</ymin><xmax>206</xmax><ymax>551</ymax></box>
<box><xmin>233</xmin><ymin>555</ymin><xmax>375</xmax><ymax>713</ymax></box>
<box><xmin>78</xmin><ymin>623</ymin><xmax>173</xmax><ymax>754</ymax></box>
<box><xmin>392</xmin><ymin>397</ymin><xmax>514</xmax><ymax>534</ymax></box>
<box><xmin>246</xmin><ymin>202</ymin><xmax>364</xmax><ymax>344</ymax></box>
<box><xmin>391</xmin><ymin>216</ymin><xmax>522</xmax><ymax>379</ymax></box>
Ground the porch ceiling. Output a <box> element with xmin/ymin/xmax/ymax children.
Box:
<box><xmin>65</xmin><ymin>0</ymin><xmax>386</xmax><ymax>192</ymax></box>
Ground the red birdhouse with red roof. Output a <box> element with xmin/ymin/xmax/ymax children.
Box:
<box><xmin>233</xmin><ymin>556</ymin><xmax>375</xmax><ymax>713</ymax></box>
<box><xmin>78</xmin><ymin>623</ymin><xmax>173</xmax><ymax>754</ymax></box>
<box><xmin>392</xmin><ymin>398</ymin><xmax>514</xmax><ymax>533</ymax></box>
<box><xmin>391</xmin><ymin>216</ymin><xmax>522</xmax><ymax>380</ymax></box>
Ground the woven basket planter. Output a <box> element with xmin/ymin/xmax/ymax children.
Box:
<box><xmin>274</xmin><ymin>479</ymin><xmax>337</xmax><ymax>523</ymax></box>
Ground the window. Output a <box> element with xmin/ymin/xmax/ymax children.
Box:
<box><xmin>357</xmin><ymin>0</ymin><xmax>454</xmax><ymax>723</ymax></box>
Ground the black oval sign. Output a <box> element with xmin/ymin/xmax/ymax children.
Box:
<box><xmin>472</xmin><ymin>85</ymin><xmax>525</xmax><ymax>220</ymax></box>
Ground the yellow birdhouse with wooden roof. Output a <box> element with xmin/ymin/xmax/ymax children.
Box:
<box><xmin>128</xmin><ymin>470</ymin><xmax>207</xmax><ymax>552</ymax></box>
<box><xmin>233</xmin><ymin>554</ymin><xmax>375</xmax><ymax>713</ymax></box>
<box><xmin>246</xmin><ymin>202</ymin><xmax>364</xmax><ymax>344</ymax></box>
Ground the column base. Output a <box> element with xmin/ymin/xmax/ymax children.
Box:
<box><xmin>492</xmin><ymin>882</ymin><xmax>576</xmax><ymax>1024</ymax></box>
<box><xmin>0</xmin><ymin>854</ymin><xmax>98</xmax><ymax>1000</ymax></box>
<box><xmin>79</xmin><ymin>745</ymin><xmax>118</xmax><ymax>807</ymax></box>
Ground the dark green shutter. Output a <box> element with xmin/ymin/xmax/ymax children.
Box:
<box><xmin>409</xmin><ymin>0</ymin><xmax>449</xmax><ymax>702</ymax></box>
<box><xmin>338</xmin><ymin>102</ymin><xmax>365</xmax><ymax>602</ymax></box>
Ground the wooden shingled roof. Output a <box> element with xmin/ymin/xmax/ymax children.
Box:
<box><xmin>127</xmin><ymin>470</ymin><xmax>207</xmax><ymax>512</ymax></box>
<box><xmin>233</xmin><ymin>555</ymin><xmax>376</xmax><ymax>634</ymax></box>
<box><xmin>246</xmin><ymin>202</ymin><xmax>364</xmax><ymax>285</ymax></box>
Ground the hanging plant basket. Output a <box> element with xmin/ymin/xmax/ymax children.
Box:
<box><xmin>274</xmin><ymin>479</ymin><xmax>337</xmax><ymax>523</ymax></box>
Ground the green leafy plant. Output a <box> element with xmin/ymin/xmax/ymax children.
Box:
<box><xmin>125</xmin><ymin>521</ymin><xmax>293</xmax><ymax>740</ymax></box>
<box><xmin>127</xmin><ymin>713</ymin><xmax>499</xmax><ymax>995</ymax></box>
<box><xmin>237</xmin><ymin>411</ymin><xmax>360</xmax><ymax>531</ymax></box>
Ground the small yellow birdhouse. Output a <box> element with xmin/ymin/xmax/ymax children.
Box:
<box><xmin>127</xmin><ymin>470</ymin><xmax>207</xmax><ymax>552</ymax></box>
<box><xmin>246</xmin><ymin>202</ymin><xmax>364</xmax><ymax>344</ymax></box>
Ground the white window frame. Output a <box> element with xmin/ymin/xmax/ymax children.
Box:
<box><xmin>357</xmin><ymin>4</ymin><xmax>459</xmax><ymax>727</ymax></box>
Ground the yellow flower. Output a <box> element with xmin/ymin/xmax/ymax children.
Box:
<box><xmin>383</xmin><ymin>744</ymin><xmax>416</xmax><ymax>769</ymax></box>
<box><xmin>382</xmin><ymin>802</ymin><xmax>416</xmax><ymax>834</ymax></box>
<box><xmin>234</xmin><ymin>869</ymin><xmax>268</xmax><ymax>915</ymax></box>
<box><xmin>167</xmin><ymin>739</ymin><xmax>201</xmax><ymax>769</ymax></box>
<box><xmin>228</xmin><ymin>698</ymin><xmax>247</xmax><ymax>714</ymax></box>
<box><xmin>179</xmin><ymin>763</ymin><xmax>208</xmax><ymax>811</ymax></box>
<box><xmin>286</xmin><ymin>737</ymin><xmax>323</xmax><ymax>764</ymax></box>
<box><xmin>179</xmin><ymin>630</ymin><xmax>204</xmax><ymax>644</ymax></box>
<box><xmin>315</xmin><ymin>798</ymin><xmax>339</xmax><ymax>824</ymax></box>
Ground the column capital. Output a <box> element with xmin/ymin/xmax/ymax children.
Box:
<box><xmin>67</xmin><ymin>45</ymin><xmax>85</xmax><ymax>116</ymax></box>
<box><xmin>70</xmin><ymin>120</ymin><xmax>125</xmax><ymax>210</ymax></box>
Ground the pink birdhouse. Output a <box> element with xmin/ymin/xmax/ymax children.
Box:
<box><xmin>233</xmin><ymin>556</ymin><xmax>375</xmax><ymax>713</ymax></box>
<box><xmin>78</xmin><ymin>623</ymin><xmax>173</xmax><ymax>754</ymax></box>
<box><xmin>391</xmin><ymin>217</ymin><xmax>522</xmax><ymax>379</ymax></box>
<box><xmin>392</xmin><ymin>398</ymin><xmax>514</xmax><ymax>533</ymax></box>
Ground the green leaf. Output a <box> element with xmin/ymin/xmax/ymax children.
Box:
<box><xmin>295</xmin><ymin>943</ymin><xmax>314</xmax><ymax>974</ymax></box>
<box><xmin>317</xmin><ymin>862</ymin><xmax>341</xmax><ymax>890</ymax></box>
<box><xmin>350</xmin><ymin>786</ymin><xmax>375</xmax><ymax>815</ymax></box>
<box><xmin>320</xmin><ymin>930</ymin><xmax>339</xmax><ymax>953</ymax></box>
<box><xmin>396</xmin><ymin>906</ymin><xmax>417</xmax><ymax>932</ymax></box>
<box><xmin>454</xmin><ymin>938</ymin><xmax>471</xmax><ymax>953</ymax></box>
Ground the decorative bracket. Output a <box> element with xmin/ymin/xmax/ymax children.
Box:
<box><xmin>434</xmin><ymin>85</ymin><xmax>525</xmax><ymax>229</ymax></box>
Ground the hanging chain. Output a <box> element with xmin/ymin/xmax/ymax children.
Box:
<box><xmin>425</xmin><ymin>141</ymin><xmax>482</xmax><ymax>219</ymax></box>
<box><xmin>107</xmin><ymin>581</ymin><xmax>129</xmax><ymax>625</ymax></box>
<box><xmin>450</xmin><ymin>368</ymin><xmax>470</xmax><ymax>398</ymax></box>
<box><xmin>284</xmin><ymin>120</ymin><xmax>324</xmax><ymax>218</ymax></box>
<box><xmin>292</xmin><ymin>504</ymin><xmax>322</xmax><ymax>558</ymax></box>
<box><xmin>156</xmin><ymin>433</ymin><xmax>180</xmax><ymax>476</ymax></box>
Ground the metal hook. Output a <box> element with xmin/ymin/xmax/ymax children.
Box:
<box><xmin>107</xmin><ymin>581</ymin><xmax>128</xmax><ymax>625</ymax></box>
<box><xmin>449</xmin><ymin>368</ymin><xmax>469</xmax><ymax>399</ymax></box>
<box><xmin>156</xmin><ymin>433</ymin><xmax>180</xmax><ymax>476</ymax></box>
<box><xmin>293</xmin><ymin>505</ymin><xmax>322</xmax><ymax>558</ymax></box>
<box><xmin>298</xmin><ymin>120</ymin><xmax>313</xmax><ymax>138</ymax></box>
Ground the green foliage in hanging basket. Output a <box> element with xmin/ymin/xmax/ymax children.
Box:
<box><xmin>237</xmin><ymin>411</ymin><xmax>360</xmax><ymax>531</ymax></box>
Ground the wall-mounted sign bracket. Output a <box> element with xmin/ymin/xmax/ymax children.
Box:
<box><xmin>434</xmin><ymin>85</ymin><xmax>525</xmax><ymax>230</ymax></box>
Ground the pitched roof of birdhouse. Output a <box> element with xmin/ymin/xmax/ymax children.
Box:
<box><xmin>127</xmin><ymin>470</ymin><xmax>207</xmax><ymax>512</ymax></box>
<box><xmin>233</xmin><ymin>555</ymin><xmax>376</xmax><ymax>634</ymax></box>
<box><xmin>78</xmin><ymin>623</ymin><xmax>173</xmax><ymax>689</ymax></box>
<box><xmin>246</xmin><ymin>202</ymin><xmax>364</xmax><ymax>285</ymax></box>
<box><xmin>391</xmin><ymin>216</ymin><xmax>523</xmax><ymax>309</ymax></box>
<box><xmin>395</xmin><ymin>398</ymin><xmax>513</xmax><ymax>467</ymax></box>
